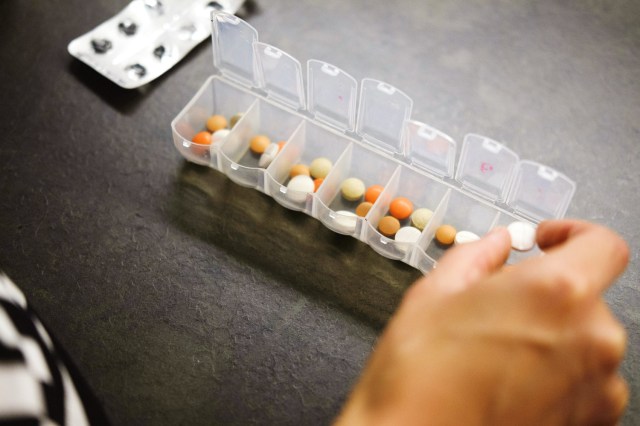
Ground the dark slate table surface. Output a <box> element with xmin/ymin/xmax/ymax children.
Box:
<box><xmin>1</xmin><ymin>1</ymin><xmax>638</xmax><ymax>424</ymax></box>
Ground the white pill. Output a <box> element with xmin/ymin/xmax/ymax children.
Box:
<box><xmin>334</xmin><ymin>210</ymin><xmax>358</xmax><ymax>232</ymax></box>
<box><xmin>395</xmin><ymin>226</ymin><xmax>422</xmax><ymax>244</ymax></box>
<box><xmin>286</xmin><ymin>175</ymin><xmax>314</xmax><ymax>203</ymax></box>
<box><xmin>258</xmin><ymin>143</ymin><xmax>279</xmax><ymax>168</ymax></box>
<box><xmin>507</xmin><ymin>221</ymin><xmax>536</xmax><ymax>251</ymax></box>
<box><xmin>454</xmin><ymin>230</ymin><xmax>481</xmax><ymax>245</ymax></box>
<box><xmin>212</xmin><ymin>129</ymin><xmax>230</xmax><ymax>144</ymax></box>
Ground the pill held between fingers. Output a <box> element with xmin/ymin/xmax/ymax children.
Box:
<box><xmin>290</xmin><ymin>164</ymin><xmax>310</xmax><ymax>178</ymax></box>
<box><xmin>309</xmin><ymin>157</ymin><xmax>332</xmax><ymax>179</ymax></box>
<box><xmin>411</xmin><ymin>208</ymin><xmax>434</xmax><ymax>231</ymax></box>
<box><xmin>229</xmin><ymin>113</ymin><xmax>243</xmax><ymax>128</ymax></box>
<box><xmin>435</xmin><ymin>224</ymin><xmax>457</xmax><ymax>245</ymax></box>
<box><xmin>355</xmin><ymin>201</ymin><xmax>373</xmax><ymax>217</ymax></box>
<box><xmin>378</xmin><ymin>216</ymin><xmax>401</xmax><ymax>238</ymax></box>
<box><xmin>390</xmin><ymin>197</ymin><xmax>414</xmax><ymax>220</ymax></box>
<box><xmin>206</xmin><ymin>114</ymin><xmax>228</xmax><ymax>132</ymax></box>
<box><xmin>454</xmin><ymin>230</ymin><xmax>481</xmax><ymax>245</ymax></box>
<box><xmin>365</xmin><ymin>185</ymin><xmax>384</xmax><ymax>204</ymax></box>
<box><xmin>341</xmin><ymin>178</ymin><xmax>365</xmax><ymax>201</ymax></box>
<box><xmin>286</xmin><ymin>175</ymin><xmax>315</xmax><ymax>203</ymax></box>
<box><xmin>507</xmin><ymin>221</ymin><xmax>536</xmax><ymax>251</ymax></box>
<box><xmin>250</xmin><ymin>135</ymin><xmax>271</xmax><ymax>154</ymax></box>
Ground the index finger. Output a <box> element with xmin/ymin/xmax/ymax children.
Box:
<box><xmin>534</xmin><ymin>220</ymin><xmax>629</xmax><ymax>295</ymax></box>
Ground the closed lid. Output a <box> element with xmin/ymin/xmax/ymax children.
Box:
<box><xmin>211</xmin><ymin>11</ymin><xmax>258</xmax><ymax>87</ymax></box>
<box><xmin>254</xmin><ymin>42</ymin><xmax>305</xmax><ymax>110</ymax></box>
<box><xmin>307</xmin><ymin>60</ymin><xmax>357</xmax><ymax>132</ymax></box>
<box><xmin>356</xmin><ymin>79</ymin><xmax>413</xmax><ymax>155</ymax></box>
<box><xmin>404</xmin><ymin>120</ymin><xmax>456</xmax><ymax>178</ymax></box>
<box><xmin>507</xmin><ymin>160</ymin><xmax>576</xmax><ymax>222</ymax></box>
<box><xmin>455</xmin><ymin>134</ymin><xmax>519</xmax><ymax>202</ymax></box>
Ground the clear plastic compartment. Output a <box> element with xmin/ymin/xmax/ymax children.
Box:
<box><xmin>265</xmin><ymin>121</ymin><xmax>351</xmax><ymax>212</ymax></box>
<box><xmin>364</xmin><ymin>165</ymin><xmax>449</xmax><ymax>261</ymax></box>
<box><xmin>217</xmin><ymin>98</ymin><xmax>304</xmax><ymax>190</ymax></box>
<box><xmin>414</xmin><ymin>189</ymin><xmax>500</xmax><ymax>268</ymax></box>
<box><xmin>313</xmin><ymin>143</ymin><xmax>398</xmax><ymax>236</ymax></box>
<box><xmin>171</xmin><ymin>76</ymin><xmax>256</xmax><ymax>166</ymax></box>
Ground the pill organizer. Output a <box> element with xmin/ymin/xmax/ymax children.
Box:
<box><xmin>171</xmin><ymin>12</ymin><xmax>576</xmax><ymax>274</ymax></box>
<box><xmin>68</xmin><ymin>0</ymin><xmax>245</xmax><ymax>89</ymax></box>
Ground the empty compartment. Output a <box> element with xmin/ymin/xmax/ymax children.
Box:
<box><xmin>417</xmin><ymin>189</ymin><xmax>499</xmax><ymax>263</ymax></box>
<box><xmin>218</xmin><ymin>98</ymin><xmax>304</xmax><ymax>191</ymax></box>
<box><xmin>492</xmin><ymin>212</ymin><xmax>541</xmax><ymax>264</ymax></box>
<box><xmin>265</xmin><ymin>121</ymin><xmax>351</xmax><ymax>212</ymax></box>
<box><xmin>364</xmin><ymin>165</ymin><xmax>449</xmax><ymax>261</ymax></box>
<box><xmin>314</xmin><ymin>142</ymin><xmax>398</xmax><ymax>236</ymax></box>
<box><xmin>171</xmin><ymin>76</ymin><xmax>256</xmax><ymax>166</ymax></box>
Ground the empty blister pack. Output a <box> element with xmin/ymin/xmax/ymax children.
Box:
<box><xmin>68</xmin><ymin>0</ymin><xmax>245</xmax><ymax>89</ymax></box>
<box><xmin>171</xmin><ymin>12</ymin><xmax>577</xmax><ymax>273</ymax></box>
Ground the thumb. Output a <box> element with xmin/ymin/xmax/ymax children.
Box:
<box><xmin>427</xmin><ymin>226</ymin><xmax>512</xmax><ymax>293</ymax></box>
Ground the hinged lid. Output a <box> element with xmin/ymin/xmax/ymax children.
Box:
<box><xmin>404</xmin><ymin>120</ymin><xmax>456</xmax><ymax>178</ymax></box>
<box><xmin>254</xmin><ymin>42</ymin><xmax>305</xmax><ymax>110</ymax></box>
<box><xmin>455</xmin><ymin>134</ymin><xmax>519</xmax><ymax>202</ymax></box>
<box><xmin>507</xmin><ymin>160</ymin><xmax>576</xmax><ymax>222</ymax></box>
<box><xmin>211</xmin><ymin>11</ymin><xmax>258</xmax><ymax>87</ymax></box>
<box><xmin>307</xmin><ymin>60</ymin><xmax>357</xmax><ymax>132</ymax></box>
<box><xmin>356</xmin><ymin>79</ymin><xmax>413</xmax><ymax>155</ymax></box>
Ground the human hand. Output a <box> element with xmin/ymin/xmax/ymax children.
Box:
<box><xmin>336</xmin><ymin>220</ymin><xmax>629</xmax><ymax>425</ymax></box>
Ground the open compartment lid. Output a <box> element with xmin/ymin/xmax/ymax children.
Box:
<box><xmin>254</xmin><ymin>42</ymin><xmax>305</xmax><ymax>110</ymax></box>
<box><xmin>404</xmin><ymin>120</ymin><xmax>456</xmax><ymax>179</ymax></box>
<box><xmin>211</xmin><ymin>11</ymin><xmax>258</xmax><ymax>87</ymax></box>
<box><xmin>307</xmin><ymin>60</ymin><xmax>357</xmax><ymax>132</ymax></box>
<box><xmin>356</xmin><ymin>79</ymin><xmax>413</xmax><ymax>155</ymax></box>
<box><xmin>455</xmin><ymin>134</ymin><xmax>519</xmax><ymax>202</ymax></box>
<box><xmin>507</xmin><ymin>160</ymin><xmax>576</xmax><ymax>222</ymax></box>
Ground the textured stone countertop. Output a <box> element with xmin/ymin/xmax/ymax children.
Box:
<box><xmin>0</xmin><ymin>0</ymin><xmax>638</xmax><ymax>424</ymax></box>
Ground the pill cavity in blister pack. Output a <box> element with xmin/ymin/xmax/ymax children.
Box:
<box><xmin>68</xmin><ymin>0</ymin><xmax>246</xmax><ymax>89</ymax></box>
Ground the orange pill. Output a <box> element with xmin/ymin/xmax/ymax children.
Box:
<box><xmin>250</xmin><ymin>135</ymin><xmax>271</xmax><ymax>154</ymax></box>
<box><xmin>206</xmin><ymin>114</ymin><xmax>228</xmax><ymax>132</ymax></box>
<box><xmin>313</xmin><ymin>178</ymin><xmax>324</xmax><ymax>192</ymax></box>
<box><xmin>378</xmin><ymin>216</ymin><xmax>401</xmax><ymax>238</ymax></box>
<box><xmin>435</xmin><ymin>224</ymin><xmax>457</xmax><ymax>245</ymax></box>
<box><xmin>290</xmin><ymin>164</ymin><xmax>310</xmax><ymax>178</ymax></box>
<box><xmin>365</xmin><ymin>185</ymin><xmax>384</xmax><ymax>204</ymax></box>
<box><xmin>355</xmin><ymin>201</ymin><xmax>373</xmax><ymax>217</ymax></box>
<box><xmin>191</xmin><ymin>131</ymin><xmax>212</xmax><ymax>155</ymax></box>
<box><xmin>389</xmin><ymin>197</ymin><xmax>414</xmax><ymax>220</ymax></box>
<box><xmin>277</xmin><ymin>140</ymin><xmax>287</xmax><ymax>152</ymax></box>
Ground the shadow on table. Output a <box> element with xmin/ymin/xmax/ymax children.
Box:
<box><xmin>167</xmin><ymin>162</ymin><xmax>421</xmax><ymax>329</ymax></box>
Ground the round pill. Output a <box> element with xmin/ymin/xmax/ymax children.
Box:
<box><xmin>286</xmin><ymin>175</ymin><xmax>315</xmax><ymax>203</ymax></box>
<box><xmin>454</xmin><ymin>230</ymin><xmax>481</xmax><ymax>245</ymax></box>
<box><xmin>191</xmin><ymin>131</ymin><xmax>211</xmax><ymax>145</ymax></box>
<box><xmin>211</xmin><ymin>129</ymin><xmax>230</xmax><ymax>144</ymax></box>
<box><xmin>365</xmin><ymin>185</ymin><xmax>384</xmax><ymax>204</ymax></box>
<box><xmin>309</xmin><ymin>157</ymin><xmax>332</xmax><ymax>179</ymax></box>
<box><xmin>378</xmin><ymin>216</ymin><xmax>401</xmax><ymax>238</ymax></box>
<box><xmin>290</xmin><ymin>164</ymin><xmax>310</xmax><ymax>178</ymax></box>
<box><xmin>411</xmin><ymin>208</ymin><xmax>434</xmax><ymax>231</ymax></box>
<box><xmin>435</xmin><ymin>224</ymin><xmax>457</xmax><ymax>245</ymax></box>
<box><xmin>341</xmin><ymin>177</ymin><xmax>365</xmax><ymax>201</ymax></box>
<box><xmin>206</xmin><ymin>114</ymin><xmax>228</xmax><ymax>132</ymax></box>
<box><xmin>389</xmin><ymin>197</ymin><xmax>414</xmax><ymax>220</ymax></box>
<box><xmin>258</xmin><ymin>143</ymin><xmax>279</xmax><ymax>168</ymax></box>
<box><xmin>395</xmin><ymin>226</ymin><xmax>422</xmax><ymax>244</ymax></box>
<box><xmin>313</xmin><ymin>178</ymin><xmax>324</xmax><ymax>192</ymax></box>
<box><xmin>229</xmin><ymin>113</ymin><xmax>243</xmax><ymax>128</ymax></box>
<box><xmin>355</xmin><ymin>201</ymin><xmax>373</xmax><ymax>217</ymax></box>
<box><xmin>334</xmin><ymin>210</ymin><xmax>358</xmax><ymax>232</ymax></box>
<box><xmin>249</xmin><ymin>135</ymin><xmax>271</xmax><ymax>154</ymax></box>
<box><xmin>507</xmin><ymin>221</ymin><xmax>536</xmax><ymax>251</ymax></box>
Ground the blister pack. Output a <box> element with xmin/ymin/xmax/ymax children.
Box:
<box><xmin>68</xmin><ymin>0</ymin><xmax>245</xmax><ymax>89</ymax></box>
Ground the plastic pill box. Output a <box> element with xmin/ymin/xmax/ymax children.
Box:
<box><xmin>171</xmin><ymin>12</ymin><xmax>576</xmax><ymax>273</ymax></box>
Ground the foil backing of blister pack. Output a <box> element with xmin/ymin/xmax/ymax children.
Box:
<box><xmin>68</xmin><ymin>0</ymin><xmax>246</xmax><ymax>89</ymax></box>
